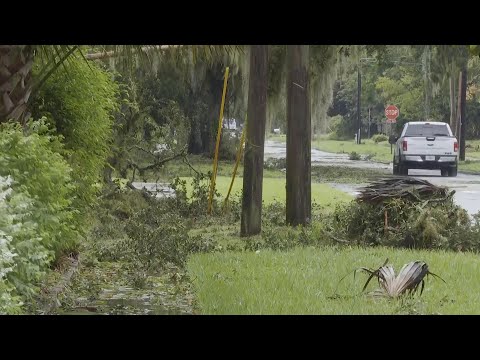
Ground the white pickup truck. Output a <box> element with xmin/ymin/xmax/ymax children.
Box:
<box><xmin>392</xmin><ymin>122</ymin><xmax>458</xmax><ymax>177</ymax></box>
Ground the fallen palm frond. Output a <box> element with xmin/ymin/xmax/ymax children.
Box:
<box><xmin>356</xmin><ymin>177</ymin><xmax>454</xmax><ymax>205</ymax></box>
<box><xmin>354</xmin><ymin>259</ymin><xmax>445</xmax><ymax>298</ymax></box>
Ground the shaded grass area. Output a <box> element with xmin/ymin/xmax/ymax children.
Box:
<box><xmin>187</xmin><ymin>246</ymin><xmax>480</xmax><ymax>315</ymax></box>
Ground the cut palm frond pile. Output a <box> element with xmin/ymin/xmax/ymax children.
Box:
<box><xmin>356</xmin><ymin>177</ymin><xmax>454</xmax><ymax>205</ymax></box>
<box><xmin>355</xmin><ymin>259</ymin><xmax>445</xmax><ymax>298</ymax></box>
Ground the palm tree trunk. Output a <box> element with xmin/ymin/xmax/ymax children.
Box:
<box><xmin>0</xmin><ymin>45</ymin><xmax>34</xmax><ymax>124</ymax></box>
<box><xmin>286</xmin><ymin>45</ymin><xmax>311</xmax><ymax>226</ymax></box>
<box><xmin>241</xmin><ymin>45</ymin><xmax>268</xmax><ymax>237</ymax></box>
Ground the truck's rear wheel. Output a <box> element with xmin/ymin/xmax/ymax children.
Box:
<box><xmin>441</xmin><ymin>169</ymin><xmax>448</xmax><ymax>177</ymax></box>
<box><xmin>448</xmin><ymin>167</ymin><xmax>458</xmax><ymax>177</ymax></box>
<box><xmin>393</xmin><ymin>157</ymin><xmax>399</xmax><ymax>175</ymax></box>
<box><xmin>399</xmin><ymin>163</ymin><xmax>408</xmax><ymax>176</ymax></box>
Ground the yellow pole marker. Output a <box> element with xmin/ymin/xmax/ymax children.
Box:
<box><xmin>208</xmin><ymin>67</ymin><xmax>230</xmax><ymax>214</ymax></box>
<box><xmin>224</xmin><ymin>116</ymin><xmax>247</xmax><ymax>209</ymax></box>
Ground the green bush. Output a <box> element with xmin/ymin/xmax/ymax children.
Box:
<box><xmin>0</xmin><ymin>120</ymin><xmax>77</xmax><ymax>312</ymax></box>
<box><xmin>349</xmin><ymin>151</ymin><xmax>362</xmax><ymax>160</ymax></box>
<box><xmin>0</xmin><ymin>120</ymin><xmax>78</xmax><ymax>257</ymax></box>
<box><xmin>210</xmin><ymin>132</ymin><xmax>241</xmax><ymax>161</ymax></box>
<box><xmin>0</xmin><ymin>175</ymin><xmax>26</xmax><ymax>314</ymax></box>
<box><xmin>31</xmin><ymin>56</ymin><xmax>119</xmax><ymax>229</ymax></box>
<box><xmin>125</xmin><ymin>201</ymin><xmax>219</xmax><ymax>269</ymax></box>
<box><xmin>327</xmin><ymin>115</ymin><xmax>356</xmax><ymax>141</ymax></box>
<box><xmin>323</xmin><ymin>197</ymin><xmax>478</xmax><ymax>251</ymax></box>
<box><xmin>262</xmin><ymin>201</ymin><xmax>286</xmax><ymax>226</ymax></box>
<box><xmin>171</xmin><ymin>172</ymin><xmax>224</xmax><ymax>218</ymax></box>
<box><xmin>372</xmin><ymin>134</ymin><xmax>388</xmax><ymax>143</ymax></box>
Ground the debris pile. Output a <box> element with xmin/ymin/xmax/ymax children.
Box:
<box><xmin>324</xmin><ymin>177</ymin><xmax>474</xmax><ymax>251</ymax></box>
<box><xmin>356</xmin><ymin>177</ymin><xmax>454</xmax><ymax>205</ymax></box>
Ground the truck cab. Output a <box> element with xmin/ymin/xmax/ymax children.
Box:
<box><xmin>393</xmin><ymin>122</ymin><xmax>458</xmax><ymax>177</ymax></box>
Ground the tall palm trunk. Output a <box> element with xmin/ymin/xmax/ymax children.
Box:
<box><xmin>241</xmin><ymin>45</ymin><xmax>268</xmax><ymax>236</ymax></box>
<box><xmin>286</xmin><ymin>45</ymin><xmax>311</xmax><ymax>226</ymax></box>
<box><xmin>0</xmin><ymin>45</ymin><xmax>34</xmax><ymax>124</ymax></box>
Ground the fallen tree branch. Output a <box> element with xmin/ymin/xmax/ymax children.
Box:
<box><xmin>128</xmin><ymin>145</ymin><xmax>158</xmax><ymax>157</ymax></box>
<box><xmin>129</xmin><ymin>145</ymin><xmax>188</xmax><ymax>173</ymax></box>
<box><xmin>183</xmin><ymin>155</ymin><xmax>201</xmax><ymax>176</ymax></box>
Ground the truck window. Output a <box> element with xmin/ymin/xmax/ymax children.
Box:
<box><xmin>404</xmin><ymin>124</ymin><xmax>450</xmax><ymax>137</ymax></box>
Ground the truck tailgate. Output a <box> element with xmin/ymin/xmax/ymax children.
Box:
<box><xmin>405</xmin><ymin>136</ymin><xmax>455</xmax><ymax>155</ymax></box>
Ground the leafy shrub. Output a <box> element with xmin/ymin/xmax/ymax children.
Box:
<box><xmin>216</xmin><ymin>132</ymin><xmax>241</xmax><ymax>161</ymax></box>
<box><xmin>31</xmin><ymin>56</ymin><xmax>119</xmax><ymax>228</ymax></box>
<box><xmin>349</xmin><ymin>151</ymin><xmax>362</xmax><ymax>160</ymax></box>
<box><xmin>323</xmin><ymin>197</ymin><xmax>478</xmax><ymax>251</ymax></box>
<box><xmin>327</xmin><ymin>115</ymin><xmax>357</xmax><ymax>141</ymax></box>
<box><xmin>372</xmin><ymin>134</ymin><xmax>388</xmax><ymax>143</ymax></box>
<box><xmin>0</xmin><ymin>120</ymin><xmax>80</xmax><ymax>312</ymax></box>
<box><xmin>262</xmin><ymin>225</ymin><xmax>302</xmax><ymax>251</ymax></box>
<box><xmin>262</xmin><ymin>201</ymin><xmax>286</xmax><ymax>226</ymax></box>
<box><xmin>0</xmin><ymin>119</ymin><xmax>78</xmax><ymax>257</ymax></box>
<box><xmin>259</xmin><ymin>222</ymin><xmax>326</xmax><ymax>252</ymax></box>
<box><xmin>171</xmin><ymin>172</ymin><xmax>223</xmax><ymax>218</ymax></box>
<box><xmin>125</xmin><ymin>201</ymin><xmax>219</xmax><ymax>269</ymax></box>
<box><xmin>0</xmin><ymin>176</ymin><xmax>25</xmax><ymax>314</ymax></box>
<box><xmin>88</xmin><ymin>190</ymin><xmax>149</xmax><ymax>262</ymax></box>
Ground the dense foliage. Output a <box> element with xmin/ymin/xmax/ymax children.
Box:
<box><xmin>0</xmin><ymin>120</ymin><xmax>77</xmax><ymax>313</ymax></box>
<box><xmin>31</xmin><ymin>56</ymin><xmax>119</xmax><ymax>222</ymax></box>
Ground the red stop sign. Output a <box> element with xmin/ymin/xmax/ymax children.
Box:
<box><xmin>385</xmin><ymin>105</ymin><xmax>399</xmax><ymax>122</ymax></box>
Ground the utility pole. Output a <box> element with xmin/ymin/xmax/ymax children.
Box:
<box><xmin>367</xmin><ymin>107</ymin><xmax>371</xmax><ymax>139</ymax></box>
<box><xmin>357</xmin><ymin>64</ymin><xmax>361</xmax><ymax>144</ymax></box>
<box><xmin>459</xmin><ymin>66</ymin><xmax>467</xmax><ymax>161</ymax></box>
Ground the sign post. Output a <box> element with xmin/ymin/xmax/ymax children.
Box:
<box><xmin>385</xmin><ymin>105</ymin><xmax>399</xmax><ymax>154</ymax></box>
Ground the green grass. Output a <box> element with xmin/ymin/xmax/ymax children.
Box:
<box><xmin>312</xmin><ymin>139</ymin><xmax>393</xmax><ymax>163</ymax></box>
<box><xmin>459</xmin><ymin>160</ymin><xmax>480</xmax><ymax>173</ymax></box>
<box><xmin>187</xmin><ymin>246</ymin><xmax>480</xmax><ymax>314</ymax></box>
<box><xmin>311</xmin><ymin>165</ymin><xmax>389</xmax><ymax>184</ymax></box>
<box><xmin>181</xmin><ymin>176</ymin><xmax>353</xmax><ymax>206</ymax></box>
<box><xmin>465</xmin><ymin>140</ymin><xmax>480</xmax><ymax>160</ymax></box>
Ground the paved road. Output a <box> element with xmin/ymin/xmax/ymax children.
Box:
<box><xmin>265</xmin><ymin>140</ymin><xmax>480</xmax><ymax>215</ymax></box>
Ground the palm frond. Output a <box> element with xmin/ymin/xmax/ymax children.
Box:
<box><xmin>355</xmin><ymin>259</ymin><xmax>445</xmax><ymax>298</ymax></box>
<box><xmin>33</xmin><ymin>45</ymin><xmax>79</xmax><ymax>94</ymax></box>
